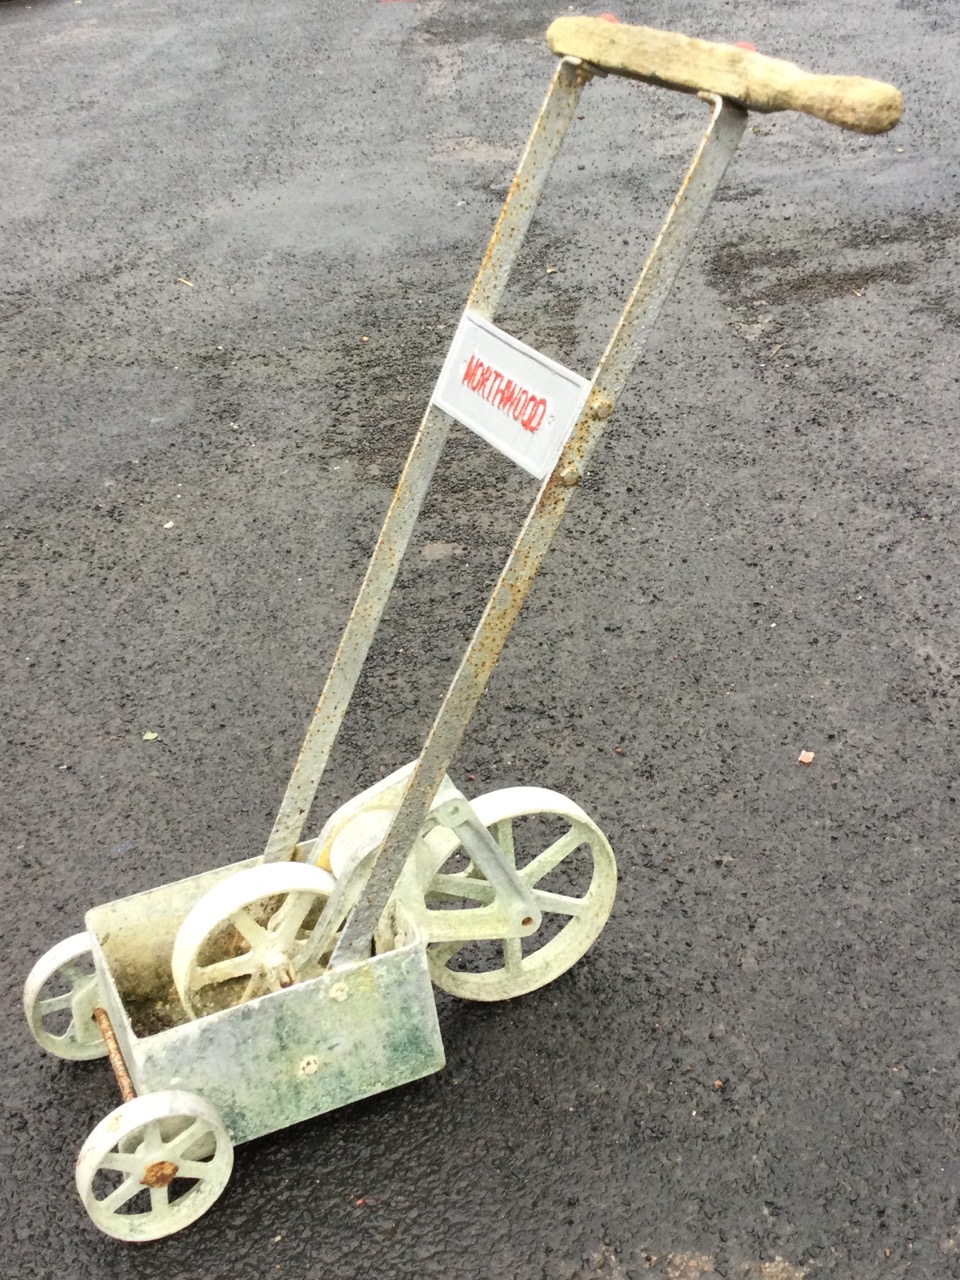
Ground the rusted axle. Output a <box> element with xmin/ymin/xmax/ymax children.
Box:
<box><xmin>92</xmin><ymin>1006</ymin><xmax>136</xmax><ymax>1103</ymax></box>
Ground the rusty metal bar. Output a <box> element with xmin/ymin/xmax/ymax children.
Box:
<box><xmin>333</xmin><ymin>95</ymin><xmax>748</xmax><ymax>963</ymax></box>
<box><xmin>261</xmin><ymin>58</ymin><xmax>589</xmax><ymax>864</ymax></box>
<box><xmin>467</xmin><ymin>57</ymin><xmax>591</xmax><ymax>319</ymax></box>
<box><xmin>93</xmin><ymin>1006</ymin><xmax>137</xmax><ymax>1103</ymax></box>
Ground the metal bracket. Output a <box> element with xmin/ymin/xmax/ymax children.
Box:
<box><xmin>404</xmin><ymin>799</ymin><xmax>542</xmax><ymax>943</ymax></box>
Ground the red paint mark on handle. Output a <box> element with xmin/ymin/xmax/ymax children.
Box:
<box><xmin>734</xmin><ymin>40</ymin><xmax>757</xmax><ymax>51</ymax></box>
<box><xmin>597</xmin><ymin>13</ymin><xmax>619</xmax><ymax>22</ymax></box>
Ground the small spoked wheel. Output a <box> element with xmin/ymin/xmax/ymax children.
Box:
<box><xmin>424</xmin><ymin>787</ymin><xmax>616</xmax><ymax>1001</ymax></box>
<box><xmin>76</xmin><ymin>1090</ymin><xmax>233</xmax><ymax>1241</ymax></box>
<box><xmin>172</xmin><ymin>862</ymin><xmax>336</xmax><ymax>1018</ymax></box>
<box><xmin>23</xmin><ymin>933</ymin><xmax>107</xmax><ymax>1060</ymax></box>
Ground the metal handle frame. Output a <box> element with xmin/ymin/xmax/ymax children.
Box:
<box><xmin>261</xmin><ymin>57</ymin><xmax>748</xmax><ymax>964</ymax></box>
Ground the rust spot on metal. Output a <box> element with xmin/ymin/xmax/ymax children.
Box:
<box><xmin>140</xmin><ymin>1159</ymin><xmax>179</xmax><ymax>1188</ymax></box>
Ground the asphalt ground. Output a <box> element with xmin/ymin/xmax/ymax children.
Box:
<box><xmin>3</xmin><ymin>1</ymin><xmax>959</xmax><ymax>1277</ymax></box>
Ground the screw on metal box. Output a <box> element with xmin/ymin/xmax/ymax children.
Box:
<box><xmin>22</xmin><ymin>16</ymin><xmax>902</xmax><ymax>1241</ymax></box>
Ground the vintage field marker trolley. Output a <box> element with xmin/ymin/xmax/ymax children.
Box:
<box><xmin>22</xmin><ymin>17</ymin><xmax>902</xmax><ymax>1241</ymax></box>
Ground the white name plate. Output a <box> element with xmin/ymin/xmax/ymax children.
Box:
<box><xmin>431</xmin><ymin>310</ymin><xmax>590</xmax><ymax>479</ymax></box>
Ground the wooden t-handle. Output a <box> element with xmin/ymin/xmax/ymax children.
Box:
<box><xmin>546</xmin><ymin>16</ymin><xmax>903</xmax><ymax>135</ymax></box>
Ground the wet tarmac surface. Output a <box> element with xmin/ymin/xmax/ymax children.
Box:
<box><xmin>3</xmin><ymin>1</ymin><xmax>960</xmax><ymax>1276</ymax></box>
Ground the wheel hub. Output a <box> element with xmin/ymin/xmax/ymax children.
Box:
<box><xmin>140</xmin><ymin>1159</ymin><xmax>179</xmax><ymax>1188</ymax></box>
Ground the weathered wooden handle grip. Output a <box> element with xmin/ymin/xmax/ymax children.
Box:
<box><xmin>546</xmin><ymin>16</ymin><xmax>903</xmax><ymax>135</ymax></box>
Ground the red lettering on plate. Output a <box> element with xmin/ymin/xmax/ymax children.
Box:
<box><xmin>462</xmin><ymin>353</ymin><xmax>481</xmax><ymax>390</ymax></box>
<box><xmin>460</xmin><ymin>353</ymin><xmax>547</xmax><ymax>433</ymax></box>
<box><xmin>522</xmin><ymin>397</ymin><xmax>547</xmax><ymax>433</ymax></box>
<box><xmin>497</xmin><ymin>379</ymin><xmax>517</xmax><ymax>412</ymax></box>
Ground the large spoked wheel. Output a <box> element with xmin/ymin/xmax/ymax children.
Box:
<box><xmin>172</xmin><ymin>862</ymin><xmax>336</xmax><ymax>1019</ymax></box>
<box><xmin>76</xmin><ymin>1090</ymin><xmax>233</xmax><ymax>1241</ymax></box>
<box><xmin>23</xmin><ymin>933</ymin><xmax>107</xmax><ymax>1060</ymax></box>
<box><xmin>424</xmin><ymin>787</ymin><xmax>616</xmax><ymax>1001</ymax></box>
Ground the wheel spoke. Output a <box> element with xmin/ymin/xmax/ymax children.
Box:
<box><xmin>428</xmin><ymin>940</ymin><xmax>465</xmax><ymax>968</ymax></box>
<box><xmin>427</xmin><ymin>874</ymin><xmax>496</xmax><ymax>905</ymax></box>
<box><xmin>97</xmin><ymin>1152</ymin><xmax>143</xmax><ymax>1175</ymax></box>
<box><xmin>149</xmin><ymin>1184</ymin><xmax>170</xmax><ymax>1213</ymax></box>
<box><xmin>175</xmin><ymin>1158</ymin><xmax>218</xmax><ymax>1181</ymax></box>
<box><xmin>240</xmin><ymin>971</ymin><xmax>268</xmax><ymax>1003</ymax></box>
<box><xmin>530</xmin><ymin>887</ymin><xmax>588</xmax><ymax>918</ymax></box>
<box><xmin>60</xmin><ymin>962</ymin><xmax>89</xmax><ymax>989</ymax></box>
<box><xmin>520</xmin><ymin>828</ymin><xmax>583</xmax><ymax>886</ymax></box>
<box><xmin>167</xmin><ymin>1119</ymin><xmax>205</xmax><ymax>1156</ymax></box>
<box><xmin>143</xmin><ymin>1120</ymin><xmax>165</xmax><ymax>1157</ymax></box>
<box><xmin>493</xmin><ymin>818</ymin><xmax>515</xmax><ymax>865</ymax></box>
<box><xmin>99</xmin><ymin>1176</ymin><xmax>143</xmax><ymax>1213</ymax></box>
<box><xmin>271</xmin><ymin>890</ymin><xmax>317</xmax><ymax>946</ymax></box>
<box><xmin>502</xmin><ymin>936</ymin><xmax>522</xmax><ymax>973</ymax></box>
<box><xmin>71</xmin><ymin>1008</ymin><xmax>102</xmax><ymax>1043</ymax></box>
<box><xmin>37</xmin><ymin>990</ymin><xmax>75</xmax><ymax>1016</ymax></box>
<box><xmin>229</xmin><ymin>909</ymin><xmax>268</xmax><ymax>946</ymax></box>
<box><xmin>193</xmin><ymin>953</ymin><xmax>257</xmax><ymax>990</ymax></box>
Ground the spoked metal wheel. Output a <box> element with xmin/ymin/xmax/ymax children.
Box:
<box><xmin>76</xmin><ymin>1090</ymin><xmax>233</xmax><ymax>1241</ymax></box>
<box><xmin>424</xmin><ymin>787</ymin><xmax>616</xmax><ymax>1000</ymax></box>
<box><xmin>172</xmin><ymin>862</ymin><xmax>336</xmax><ymax>1018</ymax></box>
<box><xmin>23</xmin><ymin>933</ymin><xmax>107</xmax><ymax>1060</ymax></box>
